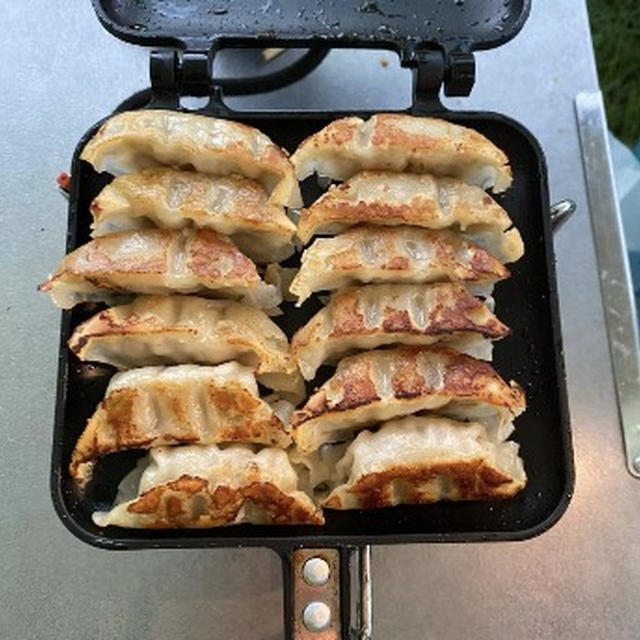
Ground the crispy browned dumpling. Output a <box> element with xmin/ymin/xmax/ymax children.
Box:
<box><xmin>92</xmin><ymin>444</ymin><xmax>324</xmax><ymax>528</ymax></box>
<box><xmin>81</xmin><ymin>110</ymin><xmax>302</xmax><ymax>207</ymax></box>
<box><xmin>291</xmin><ymin>283</ymin><xmax>509</xmax><ymax>379</ymax></box>
<box><xmin>289</xmin><ymin>225</ymin><xmax>509</xmax><ymax>305</ymax></box>
<box><xmin>38</xmin><ymin>228</ymin><xmax>280</xmax><ymax>310</ymax></box>
<box><xmin>296</xmin><ymin>171</ymin><xmax>523</xmax><ymax>263</ymax></box>
<box><xmin>90</xmin><ymin>169</ymin><xmax>296</xmax><ymax>263</ymax></box>
<box><xmin>70</xmin><ymin>363</ymin><xmax>293</xmax><ymax>487</ymax></box>
<box><xmin>322</xmin><ymin>415</ymin><xmax>526</xmax><ymax>509</ymax></box>
<box><xmin>68</xmin><ymin>295</ymin><xmax>303</xmax><ymax>401</ymax></box>
<box><xmin>291</xmin><ymin>114</ymin><xmax>512</xmax><ymax>192</ymax></box>
<box><xmin>291</xmin><ymin>346</ymin><xmax>525</xmax><ymax>453</ymax></box>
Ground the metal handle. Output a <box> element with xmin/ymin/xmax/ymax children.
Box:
<box><xmin>282</xmin><ymin>545</ymin><xmax>373</xmax><ymax>640</ymax></box>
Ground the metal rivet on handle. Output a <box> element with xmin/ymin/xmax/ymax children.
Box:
<box><xmin>303</xmin><ymin>601</ymin><xmax>331</xmax><ymax>632</ymax></box>
<box><xmin>302</xmin><ymin>557</ymin><xmax>330</xmax><ymax>586</ymax></box>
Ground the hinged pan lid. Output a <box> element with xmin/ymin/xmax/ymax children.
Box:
<box><xmin>92</xmin><ymin>1</ymin><xmax>529</xmax><ymax>61</ymax></box>
<box><xmin>92</xmin><ymin>0</ymin><xmax>530</xmax><ymax>100</ymax></box>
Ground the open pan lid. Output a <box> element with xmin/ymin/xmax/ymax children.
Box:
<box><xmin>92</xmin><ymin>0</ymin><xmax>530</xmax><ymax>60</ymax></box>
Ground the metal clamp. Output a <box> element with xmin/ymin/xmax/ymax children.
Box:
<box><xmin>287</xmin><ymin>546</ymin><xmax>372</xmax><ymax>640</ymax></box>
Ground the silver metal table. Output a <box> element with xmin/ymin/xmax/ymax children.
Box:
<box><xmin>1</xmin><ymin>1</ymin><xmax>637</xmax><ymax>638</ymax></box>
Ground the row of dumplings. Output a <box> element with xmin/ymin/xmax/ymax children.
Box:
<box><xmin>40</xmin><ymin>110</ymin><xmax>527</xmax><ymax>528</ymax></box>
<box><xmin>288</xmin><ymin>116</ymin><xmax>525</xmax><ymax>515</ymax></box>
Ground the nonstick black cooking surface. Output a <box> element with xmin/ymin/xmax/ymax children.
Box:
<box><xmin>50</xmin><ymin>108</ymin><xmax>573</xmax><ymax>550</ymax></box>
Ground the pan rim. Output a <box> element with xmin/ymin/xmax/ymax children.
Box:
<box><xmin>48</xmin><ymin>105</ymin><xmax>575</xmax><ymax>550</ymax></box>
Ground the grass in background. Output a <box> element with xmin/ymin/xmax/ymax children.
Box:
<box><xmin>588</xmin><ymin>0</ymin><xmax>640</xmax><ymax>146</ymax></box>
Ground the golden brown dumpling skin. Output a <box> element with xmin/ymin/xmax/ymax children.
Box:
<box><xmin>291</xmin><ymin>283</ymin><xmax>509</xmax><ymax>379</ymax></box>
<box><xmin>323</xmin><ymin>415</ymin><xmax>526</xmax><ymax>509</ymax></box>
<box><xmin>90</xmin><ymin>168</ymin><xmax>296</xmax><ymax>263</ymax></box>
<box><xmin>291</xmin><ymin>114</ymin><xmax>512</xmax><ymax>192</ymax></box>
<box><xmin>67</xmin><ymin>295</ymin><xmax>303</xmax><ymax>400</ymax></box>
<box><xmin>93</xmin><ymin>445</ymin><xmax>324</xmax><ymax>528</ymax></box>
<box><xmin>81</xmin><ymin>110</ymin><xmax>302</xmax><ymax>207</ymax></box>
<box><xmin>296</xmin><ymin>171</ymin><xmax>523</xmax><ymax>263</ymax></box>
<box><xmin>289</xmin><ymin>225</ymin><xmax>510</xmax><ymax>305</ymax></box>
<box><xmin>70</xmin><ymin>363</ymin><xmax>293</xmax><ymax>487</ymax></box>
<box><xmin>291</xmin><ymin>346</ymin><xmax>525</xmax><ymax>453</ymax></box>
<box><xmin>38</xmin><ymin>228</ymin><xmax>281</xmax><ymax>310</ymax></box>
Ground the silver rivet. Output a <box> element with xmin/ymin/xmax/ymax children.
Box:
<box><xmin>303</xmin><ymin>601</ymin><xmax>331</xmax><ymax>632</ymax></box>
<box><xmin>302</xmin><ymin>557</ymin><xmax>330</xmax><ymax>586</ymax></box>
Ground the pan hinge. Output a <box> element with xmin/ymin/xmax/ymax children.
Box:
<box><xmin>150</xmin><ymin>49</ymin><xmax>213</xmax><ymax>97</ymax></box>
<box><xmin>409</xmin><ymin>49</ymin><xmax>476</xmax><ymax>107</ymax></box>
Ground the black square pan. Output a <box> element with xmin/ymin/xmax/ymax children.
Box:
<box><xmin>50</xmin><ymin>105</ymin><xmax>574</xmax><ymax>552</ymax></box>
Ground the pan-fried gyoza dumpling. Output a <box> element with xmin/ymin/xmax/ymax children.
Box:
<box><xmin>291</xmin><ymin>114</ymin><xmax>512</xmax><ymax>193</ymax></box>
<box><xmin>291</xmin><ymin>346</ymin><xmax>525</xmax><ymax>452</ymax></box>
<box><xmin>291</xmin><ymin>283</ymin><xmax>509</xmax><ymax>380</ymax></box>
<box><xmin>38</xmin><ymin>228</ymin><xmax>281</xmax><ymax>310</ymax></box>
<box><xmin>80</xmin><ymin>110</ymin><xmax>302</xmax><ymax>207</ymax></box>
<box><xmin>289</xmin><ymin>225</ymin><xmax>509</xmax><ymax>305</ymax></box>
<box><xmin>67</xmin><ymin>295</ymin><xmax>303</xmax><ymax>401</ymax></box>
<box><xmin>90</xmin><ymin>169</ymin><xmax>296</xmax><ymax>263</ymax></box>
<box><xmin>70</xmin><ymin>363</ymin><xmax>293</xmax><ymax>487</ymax></box>
<box><xmin>92</xmin><ymin>444</ymin><xmax>324</xmax><ymax>528</ymax></box>
<box><xmin>296</xmin><ymin>171</ymin><xmax>523</xmax><ymax>263</ymax></box>
<box><xmin>322</xmin><ymin>415</ymin><xmax>526</xmax><ymax>509</ymax></box>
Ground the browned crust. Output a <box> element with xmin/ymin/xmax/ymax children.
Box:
<box><xmin>69</xmin><ymin>381</ymin><xmax>290</xmax><ymax>482</ymax></box>
<box><xmin>291</xmin><ymin>346</ymin><xmax>525</xmax><ymax>428</ymax></box>
<box><xmin>291</xmin><ymin>115</ymin><xmax>512</xmax><ymax>188</ymax></box>
<box><xmin>323</xmin><ymin>226</ymin><xmax>510</xmax><ymax>282</ymax></box>
<box><xmin>330</xmin><ymin>286</ymin><xmax>507</xmax><ymax>340</ymax></box>
<box><xmin>80</xmin><ymin>111</ymin><xmax>302</xmax><ymax>208</ymax></box>
<box><xmin>323</xmin><ymin>460</ymin><xmax>524</xmax><ymax>509</ymax></box>
<box><xmin>125</xmin><ymin>475</ymin><xmax>324</xmax><ymax>527</ymax></box>
<box><xmin>186</xmin><ymin>228</ymin><xmax>259</xmax><ymax>284</ymax></box>
<box><xmin>83</xmin><ymin>111</ymin><xmax>293</xmax><ymax>168</ymax></box>
<box><xmin>68</xmin><ymin>319</ymin><xmax>195</xmax><ymax>357</ymax></box>
<box><xmin>39</xmin><ymin>228</ymin><xmax>261</xmax><ymax>295</ymax></box>
<box><xmin>293</xmin><ymin>116</ymin><xmax>360</xmax><ymax>152</ymax></box>
<box><xmin>66</xmin><ymin>297</ymin><xmax>295</xmax><ymax>379</ymax></box>
<box><xmin>297</xmin><ymin>171</ymin><xmax>511</xmax><ymax>243</ymax></box>
<box><xmin>371</xmin><ymin>114</ymin><xmax>509</xmax><ymax>167</ymax></box>
<box><xmin>61</xmin><ymin>232</ymin><xmax>169</xmax><ymax>279</ymax></box>
<box><xmin>91</xmin><ymin>169</ymin><xmax>295</xmax><ymax>232</ymax></box>
<box><xmin>300</xmin><ymin>197</ymin><xmax>440</xmax><ymax>234</ymax></box>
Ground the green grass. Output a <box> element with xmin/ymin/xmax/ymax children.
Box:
<box><xmin>588</xmin><ymin>0</ymin><xmax>640</xmax><ymax>146</ymax></box>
